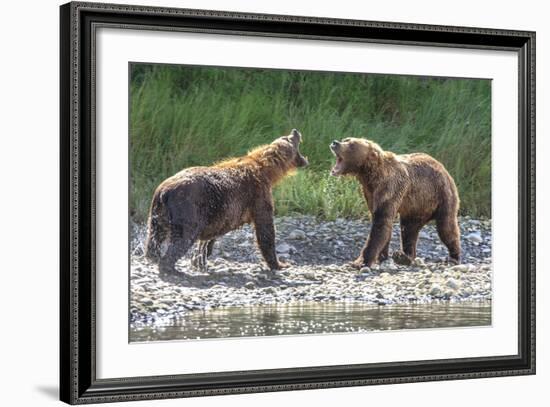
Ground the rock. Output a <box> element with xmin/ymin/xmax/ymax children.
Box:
<box><xmin>413</xmin><ymin>257</ymin><xmax>426</xmax><ymax>267</ymax></box>
<box><xmin>466</xmin><ymin>232</ymin><xmax>483</xmax><ymax>243</ymax></box>
<box><xmin>462</xmin><ymin>287</ymin><xmax>473</xmax><ymax>297</ymax></box>
<box><xmin>245</xmin><ymin>282</ymin><xmax>255</xmax><ymax>290</ymax></box>
<box><xmin>276</xmin><ymin>243</ymin><xmax>291</xmax><ymax>253</ymax></box>
<box><xmin>450</xmin><ymin>264</ymin><xmax>469</xmax><ymax>273</ymax></box>
<box><xmin>446</xmin><ymin>278</ymin><xmax>460</xmax><ymax>290</ymax></box>
<box><xmin>359</xmin><ymin>266</ymin><xmax>371</xmax><ymax>274</ymax></box>
<box><xmin>304</xmin><ymin>272</ymin><xmax>317</xmax><ymax>280</ymax></box>
<box><xmin>443</xmin><ymin>290</ymin><xmax>454</xmax><ymax>298</ymax></box>
<box><xmin>429</xmin><ymin>284</ymin><xmax>442</xmax><ymax>297</ymax></box>
<box><xmin>288</xmin><ymin>229</ymin><xmax>306</xmax><ymax>240</ymax></box>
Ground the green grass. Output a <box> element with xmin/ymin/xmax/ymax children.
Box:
<box><xmin>130</xmin><ymin>64</ymin><xmax>491</xmax><ymax>223</ymax></box>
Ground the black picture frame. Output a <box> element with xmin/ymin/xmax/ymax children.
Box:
<box><xmin>60</xmin><ymin>1</ymin><xmax>536</xmax><ymax>404</ymax></box>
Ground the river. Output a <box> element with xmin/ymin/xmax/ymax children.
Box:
<box><xmin>130</xmin><ymin>300</ymin><xmax>491</xmax><ymax>342</ymax></box>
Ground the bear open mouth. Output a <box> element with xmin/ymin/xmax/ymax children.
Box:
<box><xmin>331</xmin><ymin>154</ymin><xmax>344</xmax><ymax>176</ymax></box>
<box><xmin>297</xmin><ymin>154</ymin><xmax>309</xmax><ymax>167</ymax></box>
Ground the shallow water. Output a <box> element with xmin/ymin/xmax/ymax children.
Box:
<box><xmin>130</xmin><ymin>301</ymin><xmax>491</xmax><ymax>342</ymax></box>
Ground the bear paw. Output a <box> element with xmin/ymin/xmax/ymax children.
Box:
<box><xmin>348</xmin><ymin>258</ymin><xmax>366</xmax><ymax>270</ymax></box>
<box><xmin>392</xmin><ymin>250</ymin><xmax>413</xmax><ymax>266</ymax></box>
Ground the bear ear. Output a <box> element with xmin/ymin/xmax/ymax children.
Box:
<box><xmin>289</xmin><ymin>129</ymin><xmax>302</xmax><ymax>145</ymax></box>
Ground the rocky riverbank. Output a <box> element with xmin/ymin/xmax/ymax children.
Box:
<box><xmin>130</xmin><ymin>216</ymin><xmax>491</xmax><ymax>327</ymax></box>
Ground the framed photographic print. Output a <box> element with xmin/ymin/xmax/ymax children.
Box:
<box><xmin>60</xmin><ymin>1</ymin><xmax>536</xmax><ymax>404</ymax></box>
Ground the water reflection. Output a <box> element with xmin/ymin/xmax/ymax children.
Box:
<box><xmin>130</xmin><ymin>301</ymin><xmax>491</xmax><ymax>342</ymax></box>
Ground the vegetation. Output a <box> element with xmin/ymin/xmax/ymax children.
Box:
<box><xmin>130</xmin><ymin>64</ymin><xmax>491</xmax><ymax>222</ymax></box>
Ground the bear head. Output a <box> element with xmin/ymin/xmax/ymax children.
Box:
<box><xmin>330</xmin><ymin>137</ymin><xmax>383</xmax><ymax>176</ymax></box>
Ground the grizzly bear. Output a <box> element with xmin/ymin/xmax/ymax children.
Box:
<box><xmin>145</xmin><ymin>129</ymin><xmax>308</xmax><ymax>273</ymax></box>
<box><xmin>330</xmin><ymin>138</ymin><xmax>461</xmax><ymax>267</ymax></box>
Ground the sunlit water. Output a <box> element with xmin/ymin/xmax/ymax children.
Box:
<box><xmin>130</xmin><ymin>301</ymin><xmax>491</xmax><ymax>342</ymax></box>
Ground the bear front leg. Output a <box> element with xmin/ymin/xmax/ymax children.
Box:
<box><xmin>253</xmin><ymin>197</ymin><xmax>287</xmax><ymax>270</ymax></box>
<box><xmin>378</xmin><ymin>237</ymin><xmax>391</xmax><ymax>262</ymax></box>
<box><xmin>254</xmin><ymin>220</ymin><xmax>287</xmax><ymax>270</ymax></box>
<box><xmin>358</xmin><ymin>207</ymin><xmax>396</xmax><ymax>267</ymax></box>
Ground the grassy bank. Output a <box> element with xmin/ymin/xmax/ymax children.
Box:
<box><xmin>130</xmin><ymin>64</ymin><xmax>491</xmax><ymax>222</ymax></box>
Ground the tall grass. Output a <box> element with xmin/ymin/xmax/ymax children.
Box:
<box><xmin>130</xmin><ymin>64</ymin><xmax>491</xmax><ymax>222</ymax></box>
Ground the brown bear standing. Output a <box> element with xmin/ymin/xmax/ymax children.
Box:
<box><xmin>145</xmin><ymin>129</ymin><xmax>308</xmax><ymax>273</ymax></box>
<box><xmin>330</xmin><ymin>138</ymin><xmax>461</xmax><ymax>267</ymax></box>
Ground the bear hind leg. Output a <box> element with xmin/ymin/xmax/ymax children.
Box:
<box><xmin>402</xmin><ymin>218</ymin><xmax>426</xmax><ymax>259</ymax></box>
<box><xmin>435</xmin><ymin>214</ymin><xmax>461</xmax><ymax>264</ymax></box>
<box><xmin>159</xmin><ymin>223</ymin><xmax>199</xmax><ymax>274</ymax></box>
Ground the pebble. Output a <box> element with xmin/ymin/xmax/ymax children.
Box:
<box><xmin>288</xmin><ymin>230</ymin><xmax>306</xmax><ymax>240</ymax></box>
<box><xmin>451</xmin><ymin>264</ymin><xmax>469</xmax><ymax>273</ymax></box>
<box><xmin>263</xmin><ymin>287</ymin><xmax>276</xmax><ymax>294</ymax></box>
<box><xmin>466</xmin><ymin>232</ymin><xmax>483</xmax><ymax>243</ymax></box>
<box><xmin>429</xmin><ymin>285</ymin><xmax>442</xmax><ymax>297</ymax></box>
<box><xmin>446</xmin><ymin>278</ymin><xmax>460</xmax><ymax>290</ymax></box>
<box><xmin>413</xmin><ymin>257</ymin><xmax>426</xmax><ymax>267</ymax></box>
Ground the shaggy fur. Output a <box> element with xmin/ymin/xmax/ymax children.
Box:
<box><xmin>330</xmin><ymin>137</ymin><xmax>461</xmax><ymax>267</ymax></box>
<box><xmin>145</xmin><ymin>129</ymin><xmax>308</xmax><ymax>273</ymax></box>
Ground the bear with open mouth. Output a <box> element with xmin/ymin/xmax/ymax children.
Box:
<box><xmin>330</xmin><ymin>137</ymin><xmax>461</xmax><ymax>267</ymax></box>
<box><xmin>144</xmin><ymin>129</ymin><xmax>308</xmax><ymax>273</ymax></box>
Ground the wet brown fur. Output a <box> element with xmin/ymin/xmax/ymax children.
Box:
<box><xmin>145</xmin><ymin>130</ymin><xmax>308</xmax><ymax>272</ymax></box>
<box><xmin>330</xmin><ymin>138</ymin><xmax>461</xmax><ymax>267</ymax></box>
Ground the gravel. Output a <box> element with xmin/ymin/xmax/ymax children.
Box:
<box><xmin>130</xmin><ymin>216</ymin><xmax>492</xmax><ymax>326</ymax></box>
